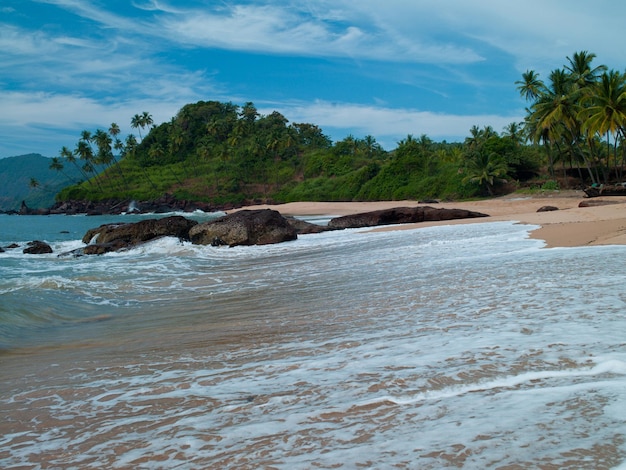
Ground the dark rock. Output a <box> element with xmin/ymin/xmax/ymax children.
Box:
<box><xmin>578</xmin><ymin>199</ymin><xmax>624</xmax><ymax>207</ymax></box>
<box><xmin>23</xmin><ymin>240</ymin><xmax>53</xmax><ymax>254</ymax></box>
<box><xmin>80</xmin><ymin>216</ymin><xmax>198</xmax><ymax>254</ymax></box>
<box><xmin>418</xmin><ymin>199</ymin><xmax>439</xmax><ymax>204</ymax></box>
<box><xmin>328</xmin><ymin>206</ymin><xmax>489</xmax><ymax>229</ymax></box>
<box><xmin>0</xmin><ymin>246</ymin><xmax>4</xmax><ymax>253</ymax></box>
<box><xmin>284</xmin><ymin>216</ymin><xmax>337</xmax><ymax>234</ymax></box>
<box><xmin>49</xmin><ymin>194</ymin><xmax>216</xmax><ymax>215</ymax></box>
<box><xmin>189</xmin><ymin>209</ymin><xmax>298</xmax><ymax>247</ymax></box>
<box><xmin>537</xmin><ymin>206</ymin><xmax>559</xmax><ymax>212</ymax></box>
<box><xmin>6</xmin><ymin>243</ymin><xmax>19</xmax><ymax>249</ymax></box>
<box><xmin>19</xmin><ymin>201</ymin><xmax>50</xmax><ymax>215</ymax></box>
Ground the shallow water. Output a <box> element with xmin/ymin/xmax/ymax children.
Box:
<box><xmin>1</xmin><ymin>214</ymin><xmax>626</xmax><ymax>468</ymax></box>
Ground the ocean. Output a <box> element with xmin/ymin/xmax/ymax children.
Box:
<box><xmin>1</xmin><ymin>212</ymin><xmax>626</xmax><ymax>469</ymax></box>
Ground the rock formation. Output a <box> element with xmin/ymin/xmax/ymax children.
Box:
<box><xmin>23</xmin><ymin>240</ymin><xmax>53</xmax><ymax>254</ymax></box>
<box><xmin>327</xmin><ymin>206</ymin><xmax>489</xmax><ymax>229</ymax></box>
<box><xmin>189</xmin><ymin>209</ymin><xmax>298</xmax><ymax>247</ymax></box>
<box><xmin>79</xmin><ymin>216</ymin><xmax>198</xmax><ymax>254</ymax></box>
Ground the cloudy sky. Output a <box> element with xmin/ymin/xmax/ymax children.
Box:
<box><xmin>2</xmin><ymin>0</ymin><xmax>625</xmax><ymax>158</ymax></box>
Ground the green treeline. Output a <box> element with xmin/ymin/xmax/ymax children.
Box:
<box><xmin>51</xmin><ymin>50</ymin><xmax>626</xmax><ymax>205</ymax></box>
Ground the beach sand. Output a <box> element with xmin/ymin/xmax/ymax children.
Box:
<box><xmin>236</xmin><ymin>190</ymin><xmax>626</xmax><ymax>248</ymax></box>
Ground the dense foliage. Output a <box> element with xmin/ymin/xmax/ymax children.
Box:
<box><xmin>51</xmin><ymin>98</ymin><xmax>545</xmax><ymax>205</ymax></box>
<box><xmin>45</xmin><ymin>50</ymin><xmax>626</xmax><ymax>206</ymax></box>
<box><xmin>517</xmin><ymin>50</ymin><xmax>626</xmax><ymax>185</ymax></box>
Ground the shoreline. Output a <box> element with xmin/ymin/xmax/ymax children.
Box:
<box><xmin>236</xmin><ymin>190</ymin><xmax>626</xmax><ymax>248</ymax></box>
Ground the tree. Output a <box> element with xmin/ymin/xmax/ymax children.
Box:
<box><xmin>131</xmin><ymin>112</ymin><xmax>153</xmax><ymax>141</ymax></box>
<box><xmin>462</xmin><ymin>149</ymin><xmax>508</xmax><ymax>196</ymax></box>
<box><xmin>516</xmin><ymin>70</ymin><xmax>545</xmax><ymax>102</ymax></box>
<box><xmin>565</xmin><ymin>50</ymin><xmax>607</xmax><ymax>89</ymax></box>
<box><xmin>580</xmin><ymin>70</ymin><xmax>626</xmax><ymax>179</ymax></box>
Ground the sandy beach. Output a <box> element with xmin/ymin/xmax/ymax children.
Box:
<box><xmin>238</xmin><ymin>190</ymin><xmax>626</xmax><ymax>248</ymax></box>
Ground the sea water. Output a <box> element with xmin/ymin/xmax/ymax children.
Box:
<box><xmin>1</xmin><ymin>213</ymin><xmax>626</xmax><ymax>469</ymax></box>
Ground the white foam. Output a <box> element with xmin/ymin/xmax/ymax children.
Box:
<box><xmin>4</xmin><ymin>220</ymin><xmax>626</xmax><ymax>468</ymax></box>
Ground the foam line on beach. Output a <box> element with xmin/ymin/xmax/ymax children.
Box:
<box><xmin>360</xmin><ymin>360</ymin><xmax>626</xmax><ymax>407</ymax></box>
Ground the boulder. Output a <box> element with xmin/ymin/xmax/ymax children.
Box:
<box><xmin>284</xmin><ymin>216</ymin><xmax>336</xmax><ymax>234</ymax></box>
<box><xmin>328</xmin><ymin>206</ymin><xmax>489</xmax><ymax>229</ymax></box>
<box><xmin>189</xmin><ymin>209</ymin><xmax>298</xmax><ymax>247</ymax></box>
<box><xmin>80</xmin><ymin>216</ymin><xmax>198</xmax><ymax>254</ymax></box>
<box><xmin>537</xmin><ymin>206</ymin><xmax>559</xmax><ymax>212</ymax></box>
<box><xmin>578</xmin><ymin>199</ymin><xmax>624</xmax><ymax>208</ymax></box>
<box><xmin>23</xmin><ymin>240</ymin><xmax>53</xmax><ymax>254</ymax></box>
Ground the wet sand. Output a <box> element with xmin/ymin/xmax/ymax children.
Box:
<box><xmin>237</xmin><ymin>190</ymin><xmax>626</xmax><ymax>248</ymax></box>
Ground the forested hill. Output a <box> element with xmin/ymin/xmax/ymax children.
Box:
<box><xmin>50</xmin><ymin>100</ymin><xmax>544</xmax><ymax>207</ymax></box>
<box><xmin>0</xmin><ymin>154</ymin><xmax>83</xmax><ymax>211</ymax></box>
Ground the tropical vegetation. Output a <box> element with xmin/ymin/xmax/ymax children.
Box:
<box><xmin>517</xmin><ymin>50</ymin><xmax>626</xmax><ymax>185</ymax></box>
<box><xmin>44</xmin><ymin>50</ymin><xmax>626</xmax><ymax>207</ymax></box>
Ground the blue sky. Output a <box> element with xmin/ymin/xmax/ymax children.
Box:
<box><xmin>2</xmin><ymin>0</ymin><xmax>625</xmax><ymax>158</ymax></box>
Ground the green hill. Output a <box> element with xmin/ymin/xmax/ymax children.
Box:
<box><xmin>0</xmin><ymin>154</ymin><xmax>84</xmax><ymax>211</ymax></box>
<box><xmin>51</xmin><ymin>100</ymin><xmax>545</xmax><ymax>206</ymax></box>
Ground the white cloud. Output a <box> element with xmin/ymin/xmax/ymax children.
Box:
<box><xmin>0</xmin><ymin>91</ymin><xmax>182</xmax><ymax>157</ymax></box>
<box><xmin>150</xmin><ymin>2</ymin><xmax>483</xmax><ymax>63</ymax></box>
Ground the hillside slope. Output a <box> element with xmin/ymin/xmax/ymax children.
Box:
<box><xmin>0</xmin><ymin>154</ymin><xmax>82</xmax><ymax>211</ymax></box>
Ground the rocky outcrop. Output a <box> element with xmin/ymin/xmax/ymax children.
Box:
<box><xmin>23</xmin><ymin>240</ymin><xmax>53</xmax><ymax>254</ymax></box>
<box><xmin>80</xmin><ymin>216</ymin><xmax>198</xmax><ymax>254</ymax></box>
<box><xmin>19</xmin><ymin>201</ymin><xmax>50</xmax><ymax>215</ymax></box>
<box><xmin>189</xmin><ymin>209</ymin><xmax>298</xmax><ymax>247</ymax></box>
<box><xmin>537</xmin><ymin>205</ymin><xmax>559</xmax><ymax>212</ymax></box>
<box><xmin>50</xmin><ymin>194</ymin><xmax>217</xmax><ymax>215</ymax></box>
<box><xmin>578</xmin><ymin>199</ymin><xmax>625</xmax><ymax>207</ymax></box>
<box><xmin>284</xmin><ymin>216</ymin><xmax>336</xmax><ymax>234</ymax></box>
<box><xmin>327</xmin><ymin>206</ymin><xmax>489</xmax><ymax>229</ymax></box>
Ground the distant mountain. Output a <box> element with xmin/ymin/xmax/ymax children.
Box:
<box><xmin>0</xmin><ymin>154</ymin><xmax>83</xmax><ymax>211</ymax></box>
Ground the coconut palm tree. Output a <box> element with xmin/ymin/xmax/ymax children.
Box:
<box><xmin>580</xmin><ymin>70</ymin><xmax>626</xmax><ymax>179</ymax></box>
<box><xmin>462</xmin><ymin>148</ymin><xmax>509</xmax><ymax>196</ymax></box>
<box><xmin>131</xmin><ymin>113</ymin><xmax>153</xmax><ymax>141</ymax></box>
<box><xmin>525</xmin><ymin>68</ymin><xmax>589</xmax><ymax>179</ymax></box>
<box><xmin>516</xmin><ymin>70</ymin><xmax>545</xmax><ymax>102</ymax></box>
<box><xmin>565</xmin><ymin>50</ymin><xmax>607</xmax><ymax>89</ymax></box>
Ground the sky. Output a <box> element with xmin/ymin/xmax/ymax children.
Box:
<box><xmin>2</xmin><ymin>0</ymin><xmax>626</xmax><ymax>158</ymax></box>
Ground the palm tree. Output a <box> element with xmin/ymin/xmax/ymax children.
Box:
<box><xmin>48</xmin><ymin>156</ymin><xmax>77</xmax><ymax>184</ymax></box>
<box><xmin>565</xmin><ymin>50</ymin><xmax>607</xmax><ymax>89</ymax></box>
<box><xmin>525</xmin><ymin>69</ymin><xmax>586</xmax><ymax>179</ymax></box>
<box><xmin>141</xmin><ymin>111</ymin><xmax>154</xmax><ymax>131</ymax></box>
<box><xmin>516</xmin><ymin>70</ymin><xmax>545</xmax><ymax>102</ymax></box>
<box><xmin>502</xmin><ymin>122</ymin><xmax>524</xmax><ymax>145</ymax></box>
<box><xmin>462</xmin><ymin>149</ymin><xmax>508</xmax><ymax>196</ymax></box>
<box><xmin>131</xmin><ymin>113</ymin><xmax>153</xmax><ymax>141</ymax></box>
<box><xmin>580</xmin><ymin>70</ymin><xmax>626</xmax><ymax>179</ymax></box>
<box><xmin>74</xmin><ymin>135</ymin><xmax>103</xmax><ymax>191</ymax></box>
<box><xmin>108</xmin><ymin>122</ymin><xmax>120</xmax><ymax>138</ymax></box>
<box><xmin>131</xmin><ymin>114</ymin><xmax>143</xmax><ymax>140</ymax></box>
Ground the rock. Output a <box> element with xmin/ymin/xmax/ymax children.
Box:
<box><xmin>327</xmin><ymin>206</ymin><xmax>489</xmax><ymax>229</ymax></box>
<box><xmin>23</xmin><ymin>240</ymin><xmax>53</xmax><ymax>254</ymax></box>
<box><xmin>537</xmin><ymin>206</ymin><xmax>559</xmax><ymax>212</ymax></box>
<box><xmin>19</xmin><ymin>201</ymin><xmax>50</xmax><ymax>215</ymax></box>
<box><xmin>80</xmin><ymin>216</ymin><xmax>198</xmax><ymax>254</ymax></box>
<box><xmin>578</xmin><ymin>199</ymin><xmax>625</xmax><ymax>207</ymax></box>
<box><xmin>0</xmin><ymin>246</ymin><xmax>4</xmax><ymax>253</ymax></box>
<box><xmin>284</xmin><ymin>216</ymin><xmax>336</xmax><ymax>234</ymax></box>
<box><xmin>189</xmin><ymin>209</ymin><xmax>298</xmax><ymax>247</ymax></box>
<box><xmin>5</xmin><ymin>243</ymin><xmax>19</xmax><ymax>249</ymax></box>
<box><xmin>49</xmin><ymin>194</ymin><xmax>217</xmax><ymax>215</ymax></box>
